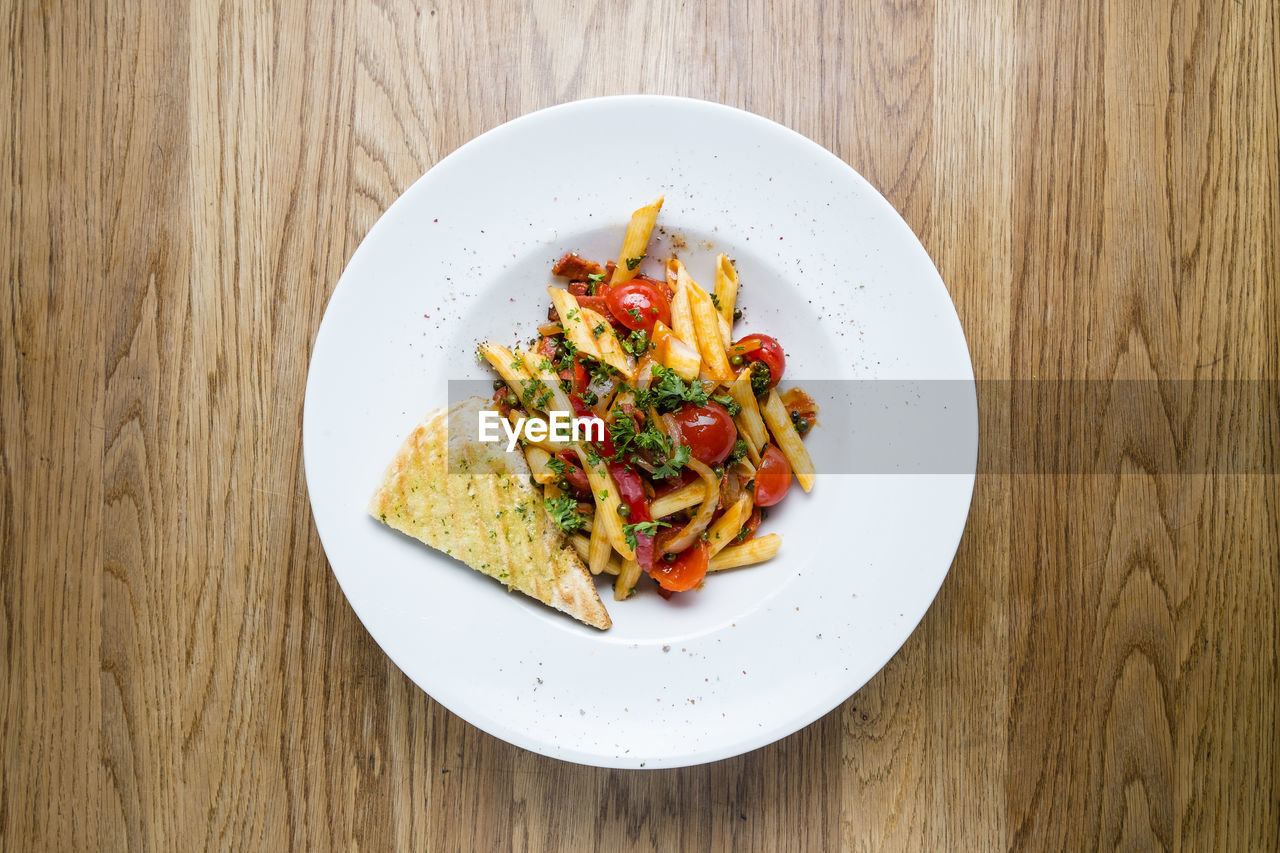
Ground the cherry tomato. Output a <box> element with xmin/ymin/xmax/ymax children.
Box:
<box><xmin>733</xmin><ymin>334</ymin><xmax>785</xmax><ymax>388</ymax></box>
<box><xmin>753</xmin><ymin>444</ymin><xmax>793</xmax><ymax>506</ymax></box>
<box><xmin>671</xmin><ymin>402</ymin><xmax>737</xmax><ymax>465</ymax></box>
<box><xmin>605</xmin><ymin>277</ymin><xmax>671</xmax><ymax>333</ymax></box>
<box><xmin>651</xmin><ymin>542</ymin><xmax>708</xmax><ymax>592</ymax></box>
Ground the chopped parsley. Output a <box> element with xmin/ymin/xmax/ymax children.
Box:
<box><xmin>710</xmin><ymin>293</ymin><xmax>722</xmax><ymax>310</ymax></box>
<box><xmin>622</xmin><ymin>328</ymin><xmax>650</xmax><ymax>356</ymax></box>
<box><xmin>544</xmin><ymin>496</ymin><xmax>586</xmax><ymax>534</ymax></box>
<box><xmin>609</xmin><ymin>412</ymin><xmax>671</xmax><ymax>459</ymax></box>
<box><xmin>726</xmin><ymin>439</ymin><xmax>749</xmax><ymax>467</ymax></box>
<box><xmin>626</xmin><ymin>307</ymin><xmax>644</xmax><ymax>323</ymax></box>
<box><xmin>587</xmin><ymin>272</ymin><xmax>606</xmax><ymax>283</ymax></box>
<box><xmin>608</xmin><ymin>412</ymin><xmax>641</xmax><ymax>452</ymax></box>
<box><xmin>625</xmin><ymin>256</ymin><xmax>643</xmax><ymax>271</ymax></box>
<box><xmin>635</xmin><ymin>364</ymin><xmax>708</xmax><ymax>413</ymax></box>
<box><xmin>553</xmin><ymin>338</ymin><xmax>578</xmax><ymax>372</ymax></box>
<box><xmin>748</xmin><ymin>360</ymin><xmax>772</xmax><ymax>397</ymax></box>
<box><xmin>649</xmin><ymin>443</ymin><xmax>691</xmax><ymax>479</ymax></box>
<box><xmin>622</xmin><ymin>520</ymin><xmax>669</xmax><ymax>550</ymax></box>
<box><xmin>546</xmin><ymin>456</ymin><xmax>567</xmax><ymax>477</ymax></box>
<box><xmin>588</xmin><ymin>360</ymin><xmax>618</xmax><ymax>385</ymax></box>
<box><xmin>711</xmin><ymin>393</ymin><xmax>742</xmax><ymax>416</ymax></box>
<box><xmin>565</xmin><ymin>307</ymin><xmax>580</xmax><ymax>321</ymax></box>
<box><xmin>592</xmin><ymin>322</ymin><xmax>605</xmax><ymax>337</ymax></box>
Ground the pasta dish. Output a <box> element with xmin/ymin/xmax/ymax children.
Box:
<box><xmin>477</xmin><ymin>197</ymin><xmax>817</xmax><ymax>601</ymax></box>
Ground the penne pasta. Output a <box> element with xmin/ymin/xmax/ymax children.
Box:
<box><xmin>665</xmin><ymin>257</ymin><xmax>680</xmax><ymax>291</ymax></box>
<box><xmin>614</xmin><ymin>558</ymin><xmax>642</xmax><ymax>600</ymax></box>
<box><xmin>547</xmin><ymin>287</ymin><xmax>602</xmax><ymax>360</ymax></box>
<box><xmin>717</xmin><ymin>312</ymin><xmax>732</xmax><ymax>352</ymax></box>
<box><xmin>705</xmin><ymin>495</ymin><xmax>752</xmax><ymax>559</ymax></box>
<box><xmin>649</xmin><ymin>321</ymin><xmax>701</xmax><ymax>382</ymax></box>
<box><xmin>649</xmin><ymin>480</ymin><xmax>707</xmax><ymax>518</ymax></box>
<box><xmin>713</xmin><ymin>254</ymin><xmax>739</xmax><ymax>327</ymax></box>
<box><xmin>578</xmin><ymin>305</ymin><xmax>636</xmax><ymax>379</ymax></box>
<box><xmin>669</xmin><ymin>260</ymin><xmax>698</xmax><ymax>349</ymax></box>
<box><xmin>525</xmin><ymin>446</ymin><xmax>555</xmax><ymax>484</ymax></box>
<box><xmin>760</xmin><ymin>389</ymin><xmax>816</xmax><ymax>492</ymax></box>
<box><xmin>707</xmin><ymin>533</ymin><xmax>782</xmax><ymax>572</ymax></box>
<box><xmin>687</xmin><ymin>283</ymin><xmax>735</xmax><ymax>381</ymax></box>
<box><xmin>727</xmin><ymin>367</ymin><xmax>769</xmax><ymax>451</ymax></box>
<box><xmin>478</xmin><ymin>342</ymin><xmax>532</xmax><ymax>395</ymax></box>
<box><xmin>522</xmin><ymin>348</ymin><xmax>636</xmax><ymax>559</ymax></box>
<box><xmin>518</xmin><ymin>348</ymin><xmax>575</xmax><ymax>415</ymax></box>
<box><xmin>588</xmin><ymin>513</ymin><xmax>614</xmax><ymax>575</ymax></box>
<box><xmin>582</xmin><ymin>462</ymin><xmax>634</xmax><ymax>559</ymax></box>
<box><xmin>572</xmin><ymin>531</ymin><xmax>622</xmax><ymax>576</ymax></box>
<box><xmin>612</xmin><ymin>197</ymin><xmax>663</xmax><ymax>283</ymax></box>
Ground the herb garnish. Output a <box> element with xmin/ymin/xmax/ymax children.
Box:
<box><xmin>635</xmin><ymin>364</ymin><xmax>709</xmax><ymax>413</ymax></box>
<box><xmin>748</xmin><ymin>360</ymin><xmax>772</xmax><ymax>397</ymax></box>
<box><xmin>711</xmin><ymin>393</ymin><xmax>742</xmax><ymax>416</ymax></box>
<box><xmin>622</xmin><ymin>328</ymin><xmax>650</xmax><ymax>355</ymax></box>
<box><xmin>544</xmin><ymin>496</ymin><xmax>586</xmax><ymax>534</ymax></box>
<box><xmin>649</xmin><ymin>444</ymin><xmax>691</xmax><ymax>479</ymax></box>
<box><xmin>623</xmin><ymin>520</ymin><xmax>669</xmax><ymax>550</ymax></box>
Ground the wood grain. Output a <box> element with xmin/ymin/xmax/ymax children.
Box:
<box><xmin>2</xmin><ymin>0</ymin><xmax>1275</xmax><ymax>849</ymax></box>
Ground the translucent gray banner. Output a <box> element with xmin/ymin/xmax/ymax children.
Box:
<box><xmin>445</xmin><ymin>380</ymin><xmax>1279</xmax><ymax>475</ymax></box>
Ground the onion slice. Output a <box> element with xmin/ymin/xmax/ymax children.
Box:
<box><xmin>660</xmin><ymin>457</ymin><xmax>719</xmax><ymax>555</ymax></box>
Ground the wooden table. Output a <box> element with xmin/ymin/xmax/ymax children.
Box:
<box><xmin>3</xmin><ymin>1</ymin><xmax>1276</xmax><ymax>849</ymax></box>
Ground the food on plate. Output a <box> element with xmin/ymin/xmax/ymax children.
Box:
<box><xmin>476</xmin><ymin>196</ymin><xmax>817</xmax><ymax>604</ymax></box>
<box><xmin>369</xmin><ymin>397</ymin><xmax>611</xmax><ymax>630</ymax></box>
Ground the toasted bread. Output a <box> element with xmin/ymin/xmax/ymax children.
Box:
<box><xmin>369</xmin><ymin>397</ymin><xmax>611</xmax><ymax>630</ymax></box>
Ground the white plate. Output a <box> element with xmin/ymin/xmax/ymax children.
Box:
<box><xmin>303</xmin><ymin>96</ymin><xmax>976</xmax><ymax>768</ymax></box>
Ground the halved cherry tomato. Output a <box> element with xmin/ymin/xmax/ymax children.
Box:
<box><xmin>733</xmin><ymin>333</ymin><xmax>785</xmax><ymax>388</ymax></box>
<box><xmin>753</xmin><ymin>444</ymin><xmax>793</xmax><ymax>506</ymax></box>
<box><xmin>605</xmin><ymin>277</ymin><xmax>671</xmax><ymax>333</ymax></box>
<box><xmin>651</xmin><ymin>542</ymin><xmax>708</xmax><ymax>592</ymax></box>
<box><xmin>670</xmin><ymin>402</ymin><xmax>736</xmax><ymax>465</ymax></box>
